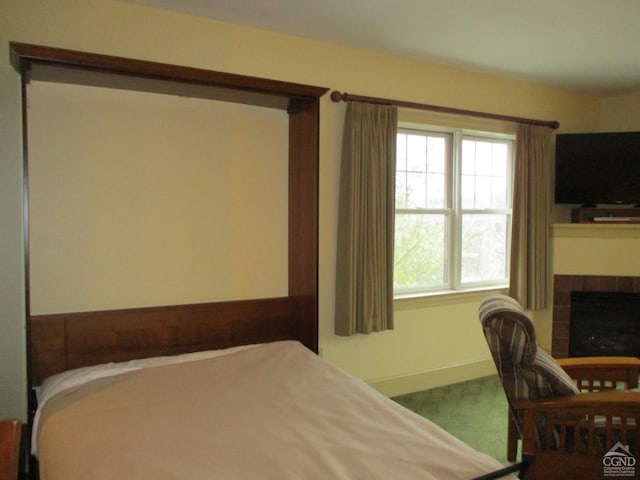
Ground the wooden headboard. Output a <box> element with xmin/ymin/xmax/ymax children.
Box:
<box><xmin>29</xmin><ymin>298</ymin><xmax>296</xmax><ymax>386</ymax></box>
<box><xmin>11</xmin><ymin>43</ymin><xmax>327</xmax><ymax>388</ymax></box>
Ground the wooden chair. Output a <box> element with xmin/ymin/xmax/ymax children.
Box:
<box><xmin>479</xmin><ymin>294</ymin><xmax>640</xmax><ymax>480</ymax></box>
<box><xmin>505</xmin><ymin>355</ymin><xmax>640</xmax><ymax>462</ymax></box>
<box><xmin>0</xmin><ymin>419</ymin><xmax>21</xmax><ymax>480</ymax></box>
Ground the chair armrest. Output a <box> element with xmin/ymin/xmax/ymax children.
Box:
<box><xmin>556</xmin><ymin>356</ymin><xmax>640</xmax><ymax>369</ymax></box>
<box><xmin>556</xmin><ymin>356</ymin><xmax>640</xmax><ymax>390</ymax></box>
<box><xmin>514</xmin><ymin>390</ymin><xmax>640</xmax><ymax>411</ymax></box>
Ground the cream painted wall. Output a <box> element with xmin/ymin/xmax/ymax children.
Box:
<box><xmin>0</xmin><ymin>61</ymin><xmax>26</xmax><ymax>421</ymax></box>
<box><xmin>601</xmin><ymin>90</ymin><xmax>640</xmax><ymax>131</ymax></box>
<box><xmin>28</xmin><ymin>79</ymin><xmax>289</xmax><ymax>314</ymax></box>
<box><xmin>0</xmin><ymin>0</ymin><xmax>605</xmax><ymax>419</ymax></box>
<box><xmin>554</xmin><ymin>232</ymin><xmax>640</xmax><ymax>276</ymax></box>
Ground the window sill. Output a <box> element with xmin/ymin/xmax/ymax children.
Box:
<box><xmin>393</xmin><ymin>286</ymin><xmax>508</xmax><ymax>311</ymax></box>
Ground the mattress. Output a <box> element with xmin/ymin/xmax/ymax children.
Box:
<box><xmin>34</xmin><ymin>340</ymin><xmax>513</xmax><ymax>479</ymax></box>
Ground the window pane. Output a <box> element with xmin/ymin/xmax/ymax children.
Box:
<box><xmin>394</xmin><ymin>214</ymin><xmax>447</xmax><ymax>290</ymax></box>
<box><xmin>426</xmin><ymin>136</ymin><xmax>446</xmax><ymax>208</ymax></box>
<box><xmin>396</xmin><ymin>170</ymin><xmax>408</xmax><ymax>209</ymax></box>
<box><xmin>461</xmin><ymin>174</ymin><xmax>475</xmax><ymax>207</ymax></box>
<box><xmin>406</xmin><ymin>134</ymin><xmax>427</xmax><ymax>172</ymax></box>
<box><xmin>396</xmin><ymin>131</ymin><xmax>448</xmax><ymax>210</ymax></box>
<box><xmin>427</xmin><ymin>136</ymin><xmax>446</xmax><ymax>173</ymax></box>
<box><xmin>426</xmin><ymin>173</ymin><xmax>445</xmax><ymax>208</ymax></box>
<box><xmin>461</xmin><ymin>138</ymin><xmax>509</xmax><ymax>209</ymax></box>
<box><xmin>461</xmin><ymin>140</ymin><xmax>475</xmax><ymax>175</ymax></box>
<box><xmin>492</xmin><ymin>144</ymin><xmax>507</xmax><ymax>176</ymax></box>
<box><xmin>407</xmin><ymin>172</ymin><xmax>427</xmax><ymax>208</ymax></box>
<box><xmin>491</xmin><ymin>177</ymin><xmax>507</xmax><ymax>208</ymax></box>
<box><xmin>396</xmin><ymin>133</ymin><xmax>407</xmax><ymax>171</ymax></box>
<box><xmin>474</xmin><ymin>175</ymin><xmax>492</xmax><ymax>209</ymax></box>
<box><xmin>475</xmin><ymin>141</ymin><xmax>493</xmax><ymax>175</ymax></box>
<box><xmin>460</xmin><ymin>214</ymin><xmax>509</xmax><ymax>283</ymax></box>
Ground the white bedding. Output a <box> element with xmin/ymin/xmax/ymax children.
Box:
<box><xmin>34</xmin><ymin>340</ymin><xmax>513</xmax><ymax>479</ymax></box>
<box><xmin>32</xmin><ymin>343</ymin><xmax>259</xmax><ymax>455</ymax></box>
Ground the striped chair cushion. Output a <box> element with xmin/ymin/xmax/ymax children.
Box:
<box><xmin>531</xmin><ymin>348</ymin><xmax>580</xmax><ymax>397</ymax></box>
<box><xmin>479</xmin><ymin>294</ymin><xmax>579</xmax><ymax>421</ymax></box>
<box><xmin>479</xmin><ymin>294</ymin><xmax>537</xmax><ymax>368</ymax></box>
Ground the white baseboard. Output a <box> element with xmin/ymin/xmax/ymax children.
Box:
<box><xmin>367</xmin><ymin>358</ymin><xmax>498</xmax><ymax>398</ymax></box>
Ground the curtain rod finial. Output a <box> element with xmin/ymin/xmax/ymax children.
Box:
<box><xmin>330</xmin><ymin>90</ymin><xmax>345</xmax><ymax>102</ymax></box>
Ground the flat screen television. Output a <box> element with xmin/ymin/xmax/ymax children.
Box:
<box><xmin>554</xmin><ymin>131</ymin><xmax>640</xmax><ymax>205</ymax></box>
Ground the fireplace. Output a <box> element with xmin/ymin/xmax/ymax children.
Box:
<box><xmin>569</xmin><ymin>291</ymin><xmax>640</xmax><ymax>357</ymax></box>
<box><xmin>552</xmin><ymin>275</ymin><xmax>640</xmax><ymax>358</ymax></box>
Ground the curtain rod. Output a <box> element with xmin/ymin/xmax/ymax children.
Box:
<box><xmin>330</xmin><ymin>90</ymin><xmax>560</xmax><ymax>130</ymax></box>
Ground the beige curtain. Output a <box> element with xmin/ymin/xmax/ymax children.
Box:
<box><xmin>509</xmin><ymin>124</ymin><xmax>553</xmax><ymax>310</ymax></box>
<box><xmin>335</xmin><ymin>102</ymin><xmax>398</xmax><ymax>335</ymax></box>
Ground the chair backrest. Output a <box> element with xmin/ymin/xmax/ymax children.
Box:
<box><xmin>0</xmin><ymin>419</ymin><xmax>21</xmax><ymax>480</ymax></box>
<box><xmin>479</xmin><ymin>294</ymin><xmax>580</xmax><ymax>433</ymax></box>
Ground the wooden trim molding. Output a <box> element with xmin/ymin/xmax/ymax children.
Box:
<box><xmin>10</xmin><ymin>42</ymin><xmax>327</xmax><ymax>103</ymax></box>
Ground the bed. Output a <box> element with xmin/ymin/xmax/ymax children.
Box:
<box><xmin>31</xmin><ymin>340</ymin><xmax>518</xmax><ymax>480</ymax></box>
<box><xmin>12</xmin><ymin>43</ymin><xmax>526</xmax><ymax>479</ymax></box>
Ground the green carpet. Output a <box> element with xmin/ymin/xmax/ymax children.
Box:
<box><xmin>392</xmin><ymin>375</ymin><xmax>514</xmax><ymax>466</ymax></box>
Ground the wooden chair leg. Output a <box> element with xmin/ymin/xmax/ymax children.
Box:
<box><xmin>507</xmin><ymin>410</ymin><xmax>518</xmax><ymax>462</ymax></box>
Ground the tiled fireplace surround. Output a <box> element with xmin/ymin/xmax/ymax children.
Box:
<box><xmin>552</xmin><ymin>274</ymin><xmax>640</xmax><ymax>358</ymax></box>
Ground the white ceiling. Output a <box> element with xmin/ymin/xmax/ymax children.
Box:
<box><xmin>125</xmin><ymin>0</ymin><xmax>640</xmax><ymax>96</ymax></box>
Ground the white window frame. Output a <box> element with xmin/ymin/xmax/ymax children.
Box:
<box><xmin>394</xmin><ymin>124</ymin><xmax>514</xmax><ymax>300</ymax></box>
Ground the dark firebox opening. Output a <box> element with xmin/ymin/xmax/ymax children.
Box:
<box><xmin>569</xmin><ymin>291</ymin><xmax>640</xmax><ymax>357</ymax></box>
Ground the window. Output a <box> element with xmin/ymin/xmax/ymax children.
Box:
<box><xmin>394</xmin><ymin>127</ymin><xmax>514</xmax><ymax>296</ymax></box>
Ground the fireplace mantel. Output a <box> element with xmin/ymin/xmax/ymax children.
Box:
<box><xmin>553</xmin><ymin>223</ymin><xmax>640</xmax><ymax>239</ymax></box>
